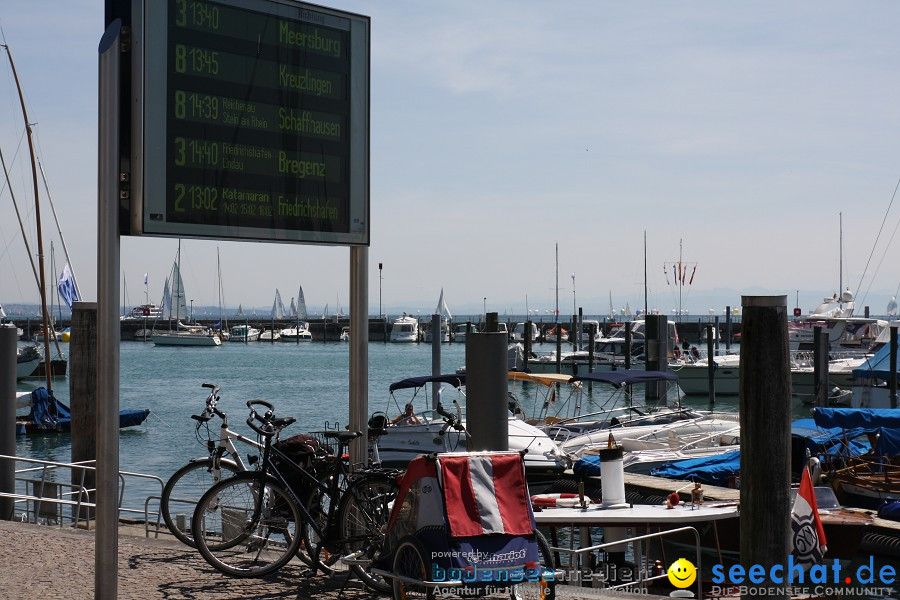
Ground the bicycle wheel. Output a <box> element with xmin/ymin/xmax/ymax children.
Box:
<box><xmin>161</xmin><ymin>458</ymin><xmax>240</xmax><ymax>547</ymax></box>
<box><xmin>299</xmin><ymin>484</ymin><xmax>341</xmax><ymax>572</ymax></box>
<box><xmin>511</xmin><ymin>530</ymin><xmax>557</xmax><ymax>600</ymax></box>
<box><xmin>337</xmin><ymin>473</ymin><xmax>400</xmax><ymax>593</ymax></box>
<box><xmin>391</xmin><ymin>535</ymin><xmax>434</xmax><ymax>600</ymax></box>
<box><xmin>192</xmin><ymin>473</ymin><xmax>303</xmax><ymax>577</ymax></box>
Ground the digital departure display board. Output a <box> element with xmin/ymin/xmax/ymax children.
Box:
<box><xmin>133</xmin><ymin>0</ymin><xmax>369</xmax><ymax>245</ymax></box>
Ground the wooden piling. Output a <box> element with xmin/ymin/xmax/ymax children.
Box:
<box><xmin>740</xmin><ymin>296</ymin><xmax>791</xmax><ymax>599</ymax></box>
<box><xmin>70</xmin><ymin>301</ymin><xmax>97</xmax><ymax>520</ymax></box>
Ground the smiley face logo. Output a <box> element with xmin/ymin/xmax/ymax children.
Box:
<box><xmin>667</xmin><ymin>558</ymin><xmax>697</xmax><ymax>588</ymax></box>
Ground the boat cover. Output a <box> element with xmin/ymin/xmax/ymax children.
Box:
<box><xmin>813</xmin><ymin>407</ymin><xmax>900</xmax><ymax>430</ymax></box>
<box><xmin>388</xmin><ymin>373</ymin><xmax>466</xmax><ymax>392</ymax></box>
<box><xmin>851</xmin><ymin>344</ymin><xmax>900</xmax><ymax>380</ymax></box>
<box><xmin>571</xmin><ymin>370</ymin><xmax>677</xmax><ymax>388</ymax></box>
<box><xmin>23</xmin><ymin>387</ymin><xmax>150</xmax><ymax>432</ymax></box>
<box><xmin>650</xmin><ymin>450</ymin><xmax>741</xmax><ymax>487</ymax></box>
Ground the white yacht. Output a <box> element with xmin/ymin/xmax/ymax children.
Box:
<box><xmin>229</xmin><ymin>324</ymin><xmax>260</xmax><ymax>342</ymax></box>
<box><xmin>389</xmin><ymin>314</ymin><xmax>419</xmax><ymax>343</ymax></box>
<box><xmin>280</xmin><ymin>321</ymin><xmax>312</xmax><ymax>342</ymax></box>
<box><xmin>510</xmin><ymin>322</ymin><xmax>538</xmax><ymax>343</ymax></box>
<box><xmin>153</xmin><ymin>323</ymin><xmax>221</xmax><ymax>347</ymax></box>
<box><xmin>339</xmin><ymin>326</ymin><xmax>350</xmax><ymax>342</ymax></box>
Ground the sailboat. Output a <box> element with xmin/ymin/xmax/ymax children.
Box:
<box><xmin>424</xmin><ymin>289</ymin><xmax>451</xmax><ymax>343</ymax></box>
<box><xmin>152</xmin><ymin>241</ymin><xmax>221</xmax><ymax>346</ymax></box>
<box><xmin>260</xmin><ymin>289</ymin><xmax>284</xmax><ymax>341</ymax></box>
<box><xmin>281</xmin><ymin>286</ymin><xmax>312</xmax><ymax>342</ymax></box>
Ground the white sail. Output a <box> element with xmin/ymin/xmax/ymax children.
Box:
<box><xmin>298</xmin><ymin>286</ymin><xmax>308</xmax><ymax>320</ymax></box>
<box><xmin>434</xmin><ymin>288</ymin><xmax>452</xmax><ymax>319</ymax></box>
<box><xmin>161</xmin><ymin>277</ymin><xmax>172</xmax><ymax>319</ymax></box>
<box><xmin>172</xmin><ymin>256</ymin><xmax>188</xmax><ymax>321</ymax></box>
<box><xmin>236</xmin><ymin>304</ymin><xmax>244</xmax><ymax>317</ymax></box>
<box><xmin>888</xmin><ymin>297</ymin><xmax>897</xmax><ymax>317</ymax></box>
<box><xmin>289</xmin><ymin>297</ymin><xmax>298</xmax><ymax>318</ymax></box>
<box><xmin>272</xmin><ymin>289</ymin><xmax>285</xmax><ymax>320</ymax></box>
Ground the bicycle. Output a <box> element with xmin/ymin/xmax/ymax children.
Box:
<box><xmin>160</xmin><ymin>383</ymin><xmax>260</xmax><ymax>547</ymax></box>
<box><xmin>191</xmin><ymin>399</ymin><xmax>401</xmax><ymax>592</ymax></box>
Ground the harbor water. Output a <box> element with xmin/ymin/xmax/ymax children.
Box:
<box><xmin>15</xmin><ymin>339</ymin><xmax>787</xmax><ymax>513</ymax></box>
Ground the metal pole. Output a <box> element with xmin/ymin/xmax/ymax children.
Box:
<box><xmin>349</xmin><ymin>247</ymin><xmax>368</xmax><ymax>467</ymax></box>
<box><xmin>891</xmin><ymin>326</ymin><xmax>898</xmax><ymax>410</ymax></box>
<box><xmin>431</xmin><ymin>314</ymin><xmax>441</xmax><ymax>410</ymax></box>
<box><xmin>0</xmin><ymin>325</ymin><xmax>15</xmax><ymax>520</ymax></box>
<box><xmin>740</xmin><ymin>296</ymin><xmax>790</xmax><ymax>599</ymax></box>
<box><xmin>97</xmin><ymin>19</ymin><xmax>122</xmax><ymax>599</ymax></box>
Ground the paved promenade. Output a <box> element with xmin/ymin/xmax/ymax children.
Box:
<box><xmin>0</xmin><ymin>520</ymin><xmax>375</xmax><ymax>599</ymax></box>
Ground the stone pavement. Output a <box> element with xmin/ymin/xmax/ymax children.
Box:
<box><xmin>0</xmin><ymin>519</ymin><xmax>378</xmax><ymax>599</ymax></box>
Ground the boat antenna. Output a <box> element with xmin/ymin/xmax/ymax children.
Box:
<box><xmin>555</xmin><ymin>242</ymin><xmax>559</xmax><ymax>323</ymax></box>
<box><xmin>4</xmin><ymin>42</ymin><xmax>53</xmax><ymax>391</ymax></box>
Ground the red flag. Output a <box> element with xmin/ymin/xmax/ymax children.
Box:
<box><xmin>790</xmin><ymin>466</ymin><xmax>828</xmax><ymax>569</ymax></box>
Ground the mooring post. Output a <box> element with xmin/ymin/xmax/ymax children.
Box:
<box><xmin>740</xmin><ymin>296</ymin><xmax>791</xmax><ymax>599</ymax></box>
<box><xmin>524</xmin><ymin>320</ymin><xmax>532</xmax><ymax>372</ymax></box>
<box><xmin>432</xmin><ymin>314</ymin><xmax>441</xmax><ymax>410</ymax></box>
<box><xmin>644</xmin><ymin>315</ymin><xmax>668</xmax><ymax>404</ymax></box>
<box><xmin>0</xmin><ymin>324</ymin><xmax>15</xmax><ymax>520</ymax></box>
<box><xmin>467</xmin><ymin>312</ymin><xmax>507</xmax><ymax>451</ymax></box>
<box><xmin>706</xmin><ymin>324</ymin><xmax>715</xmax><ymax>407</ymax></box>
<box><xmin>624</xmin><ymin>322</ymin><xmax>633</xmax><ymax>370</ymax></box>
<box><xmin>725</xmin><ymin>305</ymin><xmax>732</xmax><ymax>352</ymax></box>
<box><xmin>555</xmin><ymin>325</ymin><xmax>562</xmax><ymax>374</ymax></box>
<box><xmin>71</xmin><ymin>302</ymin><xmax>98</xmax><ymax>520</ymax></box>
<box><xmin>813</xmin><ymin>326</ymin><xmax>828</xmax><ymax>408</ymax></box>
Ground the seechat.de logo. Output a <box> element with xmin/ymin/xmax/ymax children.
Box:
<box><xmin>668</xmin><ymin>558</ymin><xmax>697</xmax><ymax>588</ymax></box>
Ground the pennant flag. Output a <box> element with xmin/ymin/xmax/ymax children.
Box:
<box><xmin>57</xmin><ymin>263</ymin><xmax>79</xmax><ymax>310</ymax></box>
<box><xmin>143</xmin><ymin>273</ymin><xmax>148</xmax><ymax>286</ymax></box>
<box><xmin>790</xmin><ymin>466</ymin><xmax>828</xmax><ymax>569</ymax></box>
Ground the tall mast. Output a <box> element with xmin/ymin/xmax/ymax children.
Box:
<box><xmin>4</xmin><ymin>43</ymin><xmax>53</xmax><ymax>391</ymax></box>
<box><xmin>555</xmin><ymin>242</ymin><xmax>559</xmax><ymax>323</ymax></box>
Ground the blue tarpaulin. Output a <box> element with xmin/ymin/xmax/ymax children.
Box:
<box><xmin>650</xmin><ymin>450</ymin><xmax>741</xmax><ymax>487</ymax></box>
<box><xmin>812</xmin><ymin>408</ymin><xmax>900</xmax><ymax>457</ymax></box>
<box><xmin>852</xmin><ymin>344</ymin><xmax>900</xmax><ymax>380</ymax></box>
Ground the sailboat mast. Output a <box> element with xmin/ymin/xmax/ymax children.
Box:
<box><xmin>839</xmin><ymin>212</ymin><xmax>843</xmax><ymax>300</ymax></box>
<box><xmin>38</xmin><ymin>158</ymin><xmax>80</xmax><ymax>298</ymax></box>
<box><xmin>555</xmin><ymin>243</ymin><xmax>559</xmax><ymax>323</ymax></box>
<box><xmin>5</xmin><ymin>43</ymin><xmax>52</xmax><ymax>391</ymax></box>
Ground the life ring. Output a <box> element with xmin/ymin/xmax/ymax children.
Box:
<box><xmin>530</xmin><ymin>493</ymin><xmax>591</xmax><ymax>508</ymax></box>
<box><xmin>673</xmin><ymin>346</ymin><xmax>682</xmax><ymax>360</ymax></box>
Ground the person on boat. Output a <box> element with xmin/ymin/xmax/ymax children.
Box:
<box><xmin>391</xmin><ymin>403</ymin><xmax>421</xmax><ymax>426</ymax></box>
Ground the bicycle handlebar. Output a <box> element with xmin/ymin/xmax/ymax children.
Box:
<box><xmin>245</xmin><ymin>400</ymin><xmax>295</xmax><ymax>437</ymax></box>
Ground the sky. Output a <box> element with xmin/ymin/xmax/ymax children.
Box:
<box><xmin>2</xmin><ymin>1</ymin><xmax>900</xmax><ymax>318</ymax></box>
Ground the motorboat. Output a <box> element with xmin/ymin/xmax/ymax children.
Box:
<box><xmin>258</xmin><ymin>328</ymin><xmax>281</xmax><ymax>342</ymax></box>
<box><xmin>593</xmin><ymin>317</ymin><xmax>680</xmax><ymax>362</ymax></box>
<box><xmin>16</xmin><ymin>345</ymin><xmax>41</xmax><ymax>380</ymax></box>
<box><xmin>510</xmin><ymin>322</ymin><xmax>538</xmax><ymax>343</ymax></box>
<box><xmin>789</xmin><ymin>290</ymin><xmax>885</xmax><ymax>351</ymax></box>
<box><xmin>123</xmin><ymin>303</ymin><xmax>163</xmax><ymax>319</ymax></box>
<box><xmin>543</xmin><ymin>325</ymin><xmax>568</xmax><ymax>344</ymax></box>
<box><xmin>451</xmin><ymin>322</ymin><xmax>477</xmax><ymax>342</ymax></box>
<box><xmin>339</xmin><ymin>326</ymin><xmax>350</xmax><ymax>342</ymax></box>
<box><xmin>280</xmin><ymin>321</ymin><xmax>312</xmax><ymax>342</ymax></box>
<box><xmin>389</xmin><ymin>314</ymin><xmax>419</xmax><ymax>343</ymax></box>
<box><xmin>374</xmin><ymin>374</ymin><xmax>569</xmax><ymax>488</ymax></box>
<box><xmin>423</xmin><ymin>317</ymin><xmax>450</xmax><ymax>343</ymax></box>
<box><xmin>229</xmin><ymin>324</ymin><xmax>260</xmax><ymax>342</ymax></box>
<box><xmin>576</xmin><ymin>319</ymin><xmax>602</xmax><ymax>345</ymax></box>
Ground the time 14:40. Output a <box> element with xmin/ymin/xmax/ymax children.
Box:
<box><xmin>174</xmin><ymin>137</ymin><xmax>219</xmax><ymax>167</ymax></box>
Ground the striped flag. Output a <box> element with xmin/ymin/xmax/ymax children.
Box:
<box><xmin>57</xmin><ymin>263</ymin><xmax>79</xmax><ymax>310</ymax></box>
<box><xmin>790</xmin><ymin>465</ymin><xmax>828</xmax><ymax>569</ymax></box>
<box><xmin>439</xmin><ymin>454</ymin><xmax>533</xmax><ymax>538</ymax></box>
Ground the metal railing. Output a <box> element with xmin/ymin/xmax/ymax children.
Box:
<box><xmin>0</xmin><ymin>454</ymin><xmax>164</xmax><ymax>536</ymax></box>
<box><xmin>549</xmin><ymin>525</ymin><xmax>703</xmax><ymax>598</ymax></box>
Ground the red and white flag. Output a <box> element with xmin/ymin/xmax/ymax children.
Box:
<box><xmin>790</xmin><ymin>466</ymin><xmax>828</xmax><ymax>569</ymax></box>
